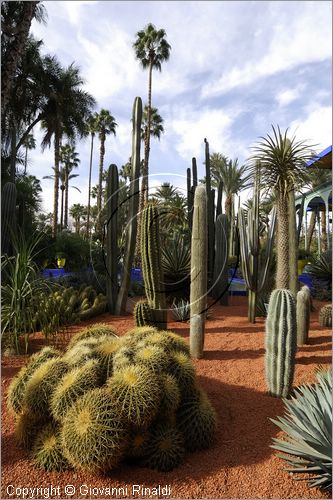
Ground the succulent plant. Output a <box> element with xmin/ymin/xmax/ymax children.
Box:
<box><xmin>265</xmin><ymin>289</ymin><xmax>297</xmax><ymax>398</ymax></box>
<box><xmin>107</xmin><ymin>365</ymin><xmax>161</xmax><ymax>428</ymax></box>
<box><xmin>33</xmin><ymin>422</ymin><xmax>70</xmax><ymax>472</ymax></box>
<box><xmin>126</xmin><ymin>428</ymin><xmax>151</xmax><ymax>461</ymax></box>
<box><xmin>159</xmin><ymin>373</ymin><xmax>181</xmax><ymax>420</ymax></box>
<box><xmin>271</xmin><ymin>369</ymin><xmax>332</xmax><ymax>491</ymax></box>
<box><xmin>319</xmin><ymin>305</ymin><xmax>332</xmax><ymax>328</ymax></box>
<box><xmin>91</xmin><ymin>337</ymin><xmax>122</xmax><ymax>379</ymax></box>
<box><xmin>14</xmin><ymin>411</ymin><xmax>46</xmax><ymax>449</ymax></box>
<box><xmin>296</xmin><ymin>287</ymin><xmax>311</xmax><ymax>345</ymax></box>
<box><xmin>177</xmin><ymin>387</ymin><xmax>217</xmax><ymax>451</ymax></box>
<box><xmin>51</xmin><ymin>360</ymin><xmax>101</xmax><ymax>421</ymax></box>
<box><xmin>190</xmin><ymin>184</ymin><xmax>208</xmax><ymax>358</ymax></box>
<box><xmin>133</xmin><ymin>300</ymin><xmax>154</xmax><ymax>327</ymax></box>
<box><xmin>134</xmin><ymin>344</ymin><xmax>169</xmax><ymax>373</ymax></box>
<box><xmin>143</xmin><ymin>421</ymin><xmax>185</xmax><ymax>472</ymax></box>
<box><xmin>61</xmin><ymin>388</ymin><xmax>129</xmax><ymax>472</ymax></box>
<box><xmin>67</xmin><ymin>323</ymin><xmax>118</xmax><ymax>350</ymax></box>
<box><xmin>165</xmin><ymin>351</ymin><xmax>196</xmax><ymax>396</ymax></box>
<box><xmin>7</xmin><ymin>347</ymin><xmax>60</xmax><ymax>414</ymax></box>
<box><xmin>112</xmin><ymin>345</ymin><xmax>136</xmax><ymax>372</ymax></box>
<box><xmin>106</xmin><ymin>163</ymin><xmax>119</xmax><ymax>314</ymax></box>
<box><xmin>124</xmin><ymin>325</ymin><xmax>158</xmax><ymax>342</ymax></box>
<box><xmin>144</xmin><ymin>330</ymin><xmax>190</xmax><ymax>357</ymax></box>
<box><xmin>24</xmin><ymin>358</ymin><xmax>69</xmax><ymax>417</ymax></box>
<box><xmin>171</xmin><ymin>298</ymin><xmax>190</xmax><ymax>322</ymax></box>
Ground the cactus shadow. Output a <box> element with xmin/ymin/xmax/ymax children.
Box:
<box><xmin>203</xmin><ymin>348</ymin><xmax>265</xmax><ymax>361</ymax></box>
<box><xmin>1</xmin><ymin>433</ymin><xmax>30</xmax><ymax>467</ymax></box>
<box><xmin>296</xmin><ymin>355</ymin><xmax>332</xmax><ymax>365</ymax></box>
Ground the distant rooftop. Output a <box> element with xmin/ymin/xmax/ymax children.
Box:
<box><xmin>306</xmin><ymin>145</ymin><xmax>332</xmax><ymax>169</ymax></box>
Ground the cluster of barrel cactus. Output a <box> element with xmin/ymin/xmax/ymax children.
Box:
<box><xmin>7</xmin><ymin>323</ymin><xmax>217</xmax><ymax>473</ymax></box>
<box><xmin>34</xmin><ymin>285</ymin><xmax>107</xmax><ymax>337</ymax></box>
<box><xmin>319</xmin><ymin>304</ymin><xmax>332</xmax><ymax>328</ymax></box>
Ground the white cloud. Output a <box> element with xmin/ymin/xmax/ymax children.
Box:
<box><xmin>275</xmin><ymin>85</ymin><xmax>304</xmax><ymax>107</ymax></box>
<box><xmin>289</xmin><ymin>106</ymin><xmax>332</xmax><ymax>151</ymax></box>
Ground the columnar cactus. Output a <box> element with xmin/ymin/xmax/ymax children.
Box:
<box><xmin>191</xmin><ymin>157</ymin><xmax>198</xmax><ymax>187</ymax></box>
<box><xmin>204</xmin><ymin>139</ymin><xmax>215</xmax><ymax>286</ymax></box>
<box><xmin>288</xmin><ymin>188</ymin><xmax>298</xmax><ymax>298</ymax></box>
<box><xmin>216</xmin><ymin>181</ymin><xmax>223</xmax><ymax>219</ymax></box>
<box><xmin>238</xmin><ymin>167</ymin><xmax>276</xmax><ymax>322</ymax></box>
<box><xmin>190</xmin><ymin>185</ymin><xmax>208</xmax><ymax>358</ymax></box>
<box><xmin>106</xmin><ymin>164</ymin><xmax>119</xmax><ymax>313</ymax></box>
<box><xmin>212</xmin><ymin>214</ymin><xmax>229</xmax><ymax>305</ymax></box>
<box><xmin>186</xmin><ymin>167</ymin><xmax>194</xmax><ymax>230</ymax></box>
<box><xmin>134</xmin><ymin>300</ymin><xmax>154</xmax><ymax>327</ymax></box>
<box><xmin>296</xmin><ymin>286</ymin><xmax>311</xmax><ymax>345</ymax></box>
<box><xmin>1</xmin><ymin>181</ymin><xmax>17</xmax><ymax>255</ymax></box>
<box><xmin>265</xmin><ymin>289</ymin><xmax>297</xmax><ymax>398</ymax></box>
<box><xmin>139</xmin><ymin>203</ymin><xmax>167</xmax><ymax>330</ymax></box>
<box><xmin>319</xmin><ymin>305</ymin><xmax>332</xmax><ymax>327</ymax></box>
<box><xmin>115</xmin><ymin>97</ymin><xmax>142</xmax><ymax>315</ymax></box>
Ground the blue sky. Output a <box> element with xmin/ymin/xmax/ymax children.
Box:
<box><xmin>29</xmin><ymin>0</ymin><xmax>332</xmax><ymax>216</ymax></box>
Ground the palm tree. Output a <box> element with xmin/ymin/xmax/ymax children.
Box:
<box><xmin>69</xmin><ymin>203</ymin><xmax>86</xmax><ymax>234</ymax></box>
<box><xmin>119</xmin><ymin>157</ymin><xmax>132</xmax><ymax>183</ymax></box>
<box><xmin>141</xmin><ymin>105</ymin><xmax>164</xmax><ymax>142</ymax></box>
<box><xmin>133</xmin><ymin>23</ymin><xmax>171</xmax><ymax>204</ymax></box>
<box><xmin>210</xmin><ymin>153</ymin><xmax>252</xmax><ymax>222</ymax></box>
<box><xmin>59</xmin><ymin>143</ymin><xmax>80</xmax><ymax>228</ymax></box>
<box><xmin>1</xmin><ymin>0</ymin><xmax>47</xmax><ymax>122</ymax></box>
<box><xmin>95</xmin><ymin>109</ymin><xmax>117</xmax><ymax>229</ymax></box>
<box><xmin>40</xmin><ymin>61</ymin><xmax>95</xmax><ymax>237</ymax></box>
<box><xmin>85</xmin><ymin>112</ymin><xmax>99</xmax><ymax>238</ymax></box>
<box><xmin>251</xmin><ymin>125</ymin><xmax>315</xmax><ymax>288</ymax></box>
<box><xmin>22</xmin><ymin>133</ymin><xmax>36</xmax><ymax>175</ymax></box>
<box><xmin>154</xmin><ymin>182</ymin><xmax>178</xmax><ymax>203</ymax></box>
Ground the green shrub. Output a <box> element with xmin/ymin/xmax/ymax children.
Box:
<box><xmin>271</xmin><ymin>369</ymin><xmax>332</xmax><ymax>491</ymax></box>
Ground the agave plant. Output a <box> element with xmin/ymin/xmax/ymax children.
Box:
<box><xmin>307</xmin><ymin>252</ymin><xmax>332</xmax><ymax>287</ymax></box>
<box><xmin>161</xmin><ymin>235</ymin><xmax>191</xmax><ymax>291</ymax></box>
<box><xmin>171</xmin><ymin>299</ymin><xmax>190</xmax><ymax>322</ymax></box>
<box><xmin>271</xmin><ymin>368</ymin><xmax>332</xmax><ymax>491</ymax></box>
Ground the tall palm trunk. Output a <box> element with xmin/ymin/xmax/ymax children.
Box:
<box><xmin>52</xmin><ymin>134</ymin><xmax>60</xmax><ymax>237</ymax></box>
<box><xmin>97</xmin><ymin>130</ymin><xmax>105</xmax><ymax>230</ymax></box>
<box><xmin>60</xmin><ymin>185</ymin><xmax>65</xmax><ymax>230</ymax></box>
<box><xmin>75</xmin><ymin>217</ymin><xmax>80</xmax><ymax>234</ymax></box>
<box><xmin>64</xmin><ymin>167</ymin><xmax>69</xmax><ymax>228</ymax></box>
<box><xmin>1</xmin><ymin>1</ymin><xmax>37</xmax><ymax>122</ymax></box>
<box><xmin>224</xmin><ymin>193</ymin><xmax>233</xmax><ymax>223</ymax></box>
<box><xmin>86</xmin><ymin>132</ymin><xmax>94</xmax><ymax>238</ymax></box>
<box><xmin>276</xmin><ymin>194</ymin><xmax>290</xmax><ymax>288</ymax></box>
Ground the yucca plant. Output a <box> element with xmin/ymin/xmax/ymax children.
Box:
<box><xmin>271</xmin><ymin>368</ymin><xmax>332</xmax><ymax>491</ymax></box>
<box><xmin>307</xmin><ymin>252</ymin><xmax>332</xmax><ymax>287</ymax></box>
<box><xmin>161</xmin><ymin>235</ymin><xmax>190</xmax><ymax>297</ymax></box>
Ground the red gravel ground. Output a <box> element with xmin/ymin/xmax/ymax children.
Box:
<box><xmin>1</xmin><ymin>296</ymin><xmax>332</xmax><ymax>499</ymax></box>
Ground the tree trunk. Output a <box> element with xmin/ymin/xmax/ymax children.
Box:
<box><xmin>10</xmin><ymin>125</ymin><xmax>17</xmax><ymax>183</ymax></box>
<box><xmin>225</xmin><ymin>193</ymin><xmax>232</xmax><ymax>224</ymax></box>
<box><xmin>276</xmin><ymin>194</ymin><xmax>290</xmax><ymax>289</ymax></box>
<box><xmin>86</xmin><ymin>132</ymin><xmax>94</xmax><ymax>238</ymax></box>
<box><xmin>64</xmin><ymin>167</ymin><xmax>69</xmax><ymax>228</ymax></box>
<box><xmin>52</xmin><ymin>134</ymin><xmax>60</xmax><ymax>237</ymax></box>
<box><xmin>16</xmin><ymin>113</ymin><xmax>42</xmax><ymax>152</ymax></box>
<box><xmin>307</xmin><ymin>210</ymin><xmax>316</xmax><ymax>249</ymax></box>
<box><xmin>321</xmin><ymin>208</ymin><xmax>327</xmax><ymax>253</ymax></box>
<box><xmin>1</xmin><ymin>1</ymin><xmax>37</xmax><ymax>122</ymax></box>
<box><xmin>76</xmin><ymin>217</ymin><xmax>80</xmax><ymax>234</ymax></box>
<box><xmin>60</xmin><ymin>186</ymin><xmax>65</xmax><ymax>230</ymax></box>
<box><xmin>97</xmin><ymin>131</ymin><xmax>105</xmax><ymax>231</ymax></box>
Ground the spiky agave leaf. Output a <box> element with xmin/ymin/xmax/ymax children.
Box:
<box><xmin>271</xmin><ymin>369</ymin><xmax>332</xmax><ymax>491</ymax></box>
<box><xmin>51</xmin><ymin>360</ymin><xmax>101</xmax><ymax>421</ymax></box>
<box><xmin>61</xmin><ymin>388</ymin><xmax>129</xmax><ymax>472</ymax></box>
<box><xmin>107</xmin><ymin>365</ymin><xmax>161</xmax><ymax>427</ymax></box>
<box><xmin>33</xmin><ymin>422</ymin><xmax>70</xmax><ymax>472</ymax></box>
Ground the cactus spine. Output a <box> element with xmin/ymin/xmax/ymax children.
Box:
<box><xmin>115</xmin><ymin>97</ymin><xmax>142</xmax><ymax>314</ymax></box>
<box><xmin>265</xmin><ymin>289</ymin><xmax>297</xmax><ymax>398</ymax></box>
<box><xmin>1</xmin><ymin>182</ymin><xmax>17</xmax><ymax>255</ymax></box>
<box><xmin>212</xmin><ymin>214</ymin><xmax>229</xmax><ymax>305</ymax></box>
<box><xmin>106</xmin><ymin>164</ymin><xmax>119</xmax><ymax>313</ymax></box>
<box><xmin>139</xmin><ymin>203</ymin><xmax>167</xmax><ymax>329</ymax></box>
<box><xmin>204</xmin><ymin>139</ymin><xmax>215</xmax><ymax>286</ymax></box>
<box><xmin>296</xmin><ymin>286</ymin><xmax>311</xmax><ymax>345</ymax></box>
<box><xmin>239</xmin><ymin>166</ymin><xmax>276</xmax><ymax>322</ymax></box>
<box><xmin>190</xmin><ymin>185</ymin><xmax>208</xmax><ymax>358</ymax></box>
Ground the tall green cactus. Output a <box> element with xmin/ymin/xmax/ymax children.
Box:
<box><xmin>216</xmin><ymin>181</ymin><xmax>223</xmax><ymax>220</ymax></box>
<box><xmin>212</xmin><ymin>214</ymin><xmax>229</xmax><ymax>305</ymax></box>
<box><xmin>265</xmin><ymin>289</ymin><xmax>297</xmax><ymax>398</ymax></box>
<box><xmin>288</xmin><ymin>188</ymin><xmax>298</xmax><ymax>298</ymax></box>
<box><xmin>139</xmin><ymin>203</ymin><xmax>167</xmax><ymax>330</ymax></box>
<box><xmin>204</xmin><ymin>139</ymin><xmax>215</xmax><ymax>287</ymax></box>
<box><xmin>115</xmin><ymin>97</ymin><xmax>142</xmax><ymax>315</ymax></box>
<box><xmin>106</xmin><ymin>164</ymin><xmax>119</xmax><ymax>314</ymax></box>
<box><xmin>238</xmin><ymin>168</ymin><xmax>276</xmax><ymax>323</ymax></box>
<box><xmin>186</xmin><ymin>167</ymin><xmax>194</xmax><ymax>230</ymax></box>
<box><xmin>192</xmin><ymin>157</ymin><xmax>198</xmax><ymax>187</ymax></box>
<box><xmin>190</xmin><ymin>185</ymin><xmax>208</xmax><ymax>359</ymax></box>
<box><xmin>296</xmin><ymin>285</ymin><xmax>311</xmax><ymax>345</ymax></box>
<box><xmin>1</xmin><ymin>182</ymin><xmax>17</xmax><ymax>255</ymax></box>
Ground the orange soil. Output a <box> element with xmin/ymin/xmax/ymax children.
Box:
<box><xmin>1</xmin><ymin>296</ymin><xmax>331</xmax><ymax>499</ymax></box>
